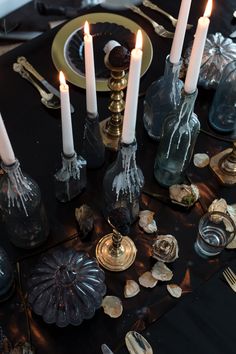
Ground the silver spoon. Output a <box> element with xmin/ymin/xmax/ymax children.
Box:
<box><xmin>13</xmin><ymin>63</ymin><xmax>60</xmax><ymax>110</ymax></box>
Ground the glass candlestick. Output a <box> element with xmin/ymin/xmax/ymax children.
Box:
<box><xmin>143</xmin><ymin>55</ymin><xmax>183</xmax><ymax>141</ymax></box>
<box><xmin>154</xmin><ymin>90</ymin><xmax>200</xmax><ymax>187</ymax></box>
<box><xmin>54</xmin><ymin>152</ymin><xmax>87</xmax><ymax>202</ymax></box>
<box><xmin>82</xmin><ymin>113</ymin><xmax>105</xmax><ymax>169</ymax></box>
<box><xmin>103</xmin><ymin>140</ymin><xmax>144</xmax><ymax>223</ymax></box>
<box><xmin>0</xmin><ymin>159</ymin><xmax>49</xmax><ymax>249</ymax></box>
<box><xmin>0</xmin><ymin>247</ymin><xmax>14</xmax><ymax>301</ymax></box>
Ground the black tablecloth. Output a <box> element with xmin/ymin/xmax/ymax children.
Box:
<box><xmin>0</xmin><ymin>0</ymin><xmax>236</xmax><ymax>353</ymax></box>
<box><xmin>139</xmin><ymin>259</ymin><xmax>236</xmax><ymax>354</ymax></box>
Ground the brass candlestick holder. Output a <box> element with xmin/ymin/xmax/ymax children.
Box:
<box><xmin>96</xmin><ymin>219</ymin><xmax>137</xmax><ymax>272</ymax></box>
<box><xmin>100</xmin><ymin>58</ymin><xmax>129</xmax><ymax>151</ymax></box>
<box><xmin>210</xmin><ymin>141</ymin><xmax>236</xmax><ymax>185</ymax></box>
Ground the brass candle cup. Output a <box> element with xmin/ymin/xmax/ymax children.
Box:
<box><xmin>96</xmin><ymin>219</ymin><xmax>136</xmax><ymax>272</ymax></box>
<box><xmin>210</xmin><ymin>141</ymin><xmax>236</xmax><ymax>185</ymax></box>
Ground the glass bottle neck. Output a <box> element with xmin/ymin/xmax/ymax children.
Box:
<box><xmin>164</xmin><ymin>55</ymin><xmax>182</xmax><ymax>82</ymax></box>
<box><xmin>1</xmin><ymin>159</ymin><xmax>28</xmax><ymax>189</ymax></box>
<box><xmin>178</xmin><ymin>89</ymin><xmax>198</xmax><ymax>124</ymax></box>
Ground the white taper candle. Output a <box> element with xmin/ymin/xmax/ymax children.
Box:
<box><xmin>184</xmin><ymin>0</ymin><xmax>212</xmax><ymax>94</ymax></box>
<box><xmin>84</xmin><ymin>21</ymin><xmax>98</xmax><ymax>116</ymax></box>
<box><xmin>0</xmin><ymin>113</ymin><xmax>16</xmax><ymax>165</ymax></box>
<box><xmin>170</xmin><ymin>0</ymin><xmax>192</xmax><ymax>64</ymax></box>
<box><xmin>59</xmin><ymin>71</ymin><xmax>75</xmax><ymax>156</ymax></box>
<box><xmin>122</xmin><ymin>30</ymin><xmax>143</xmax><ymax>144</ymax></box>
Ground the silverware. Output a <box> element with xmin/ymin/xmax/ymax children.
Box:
<box><xmin>13</xmin><ymin>63</ymin><xmax>61</xmax><ymax>110</ymax></box>
<box><xmin>128</xmin><ymin>5</ymin><xmax>174</xmax><ymax>38</ymax></box>
<box><xmin>142</xmin><ymin>0</ymin><xmax>193</xmax><ymax>29</ymax></box>
<box><xmin>223</xmin><ymin>267</ymin><xmax>236</xmax><ymax>292</ymax></box>
<box><xmin>17</xmin><ymin>56</ymin><xmax>74</xmax><ymax>113</ymax></box>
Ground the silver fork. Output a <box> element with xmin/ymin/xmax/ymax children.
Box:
<box><xmin>142</xmin><ymin>0</ymin><xmax>193</xmax><ymax>29</ymax></box>
<box><xmin>223</xmin><ymin>267</ymin><xmax>236</xmax><ymax>292</ymax></box>
<box><xmin>128</xmin><ymin>5</ymin><xmax>174</xmax><ymax>38</ymax></box>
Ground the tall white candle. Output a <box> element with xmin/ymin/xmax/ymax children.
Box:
<box><xmin>122</xmin><ymin>30</ymin><xmax>143</xmax><ymax>144</ymax></box>
<box><xmin>184</xmin><ymin>0</ymin><xmax>212</xmax><ymax>94</ymax></box>
<box><xmin>0</xmin><ymin>113</ymin><xmax>16</xmax><ymax>165</ymax></box>
<box><xmin>170</xmin><ymin>0</ymin><xmax>192</xmax><ymax>64</ymax></box>
<box><xmin>59</xmin><ymin>71</ymin><xmax>75</xmax><ymax>156</ymax></box>
<box><xmin>84</xmin><ymin>21</ymin><xmax>97</xmax><ymax>116</ymax></box>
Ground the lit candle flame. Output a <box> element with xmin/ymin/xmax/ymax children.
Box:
<box><xmin>203</xmin><ymin>0</ymin><xmax>212</xmax><ymax>17</ymax></box>
<box><xmin>135</xmin><ymin>29</ymin><xmax>143</xmax><ymax>50</ymax></box>
<box><xmin>84</xmin><ymin>21</ymin><xmax>90</xmax><ymax>36</ymax></box>
<box><xmin>59</xmin><ymin>71</ymin><xmax>66</xmax><ymax>85</ymax></box>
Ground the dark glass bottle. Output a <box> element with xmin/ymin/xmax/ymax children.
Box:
<box><xmin>103</xmin><ymin>140</ymin><xmax>144</xmax><ymax>223</ymax></box>
<box><xmin>54</xmin><ymin>152</ymin><xmax>87</xmax><ymax>202</ymax></box>
<box><xmin>0</xmin><ymin>160</ymin><xmax>49</xmax><ymax>249</ymax></box>
<box><xmin>82</xmin><ymin>113</ymin><xmax>105</xmax><ymax>169</ymax></box>
<box><xmin>143</xmin><ymin>55</ymin><xmax>183</xmax><ymax>141</ymax></box>
<box><xmin>154</xmin><ymin>90</ymin><xmax>200</xmax><ymax>187</ymax></box>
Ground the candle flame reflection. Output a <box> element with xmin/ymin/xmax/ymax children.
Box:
<box><xmin>59</xmin><ymin>71</ymin><xmax>66</xmax><ymax>85</ymax></box>
<box><xmin>135</xmin><ymin>29</ymin><xmax>143</xmax><ymax>50</ymax></box>
<box><xmin>203</xmin><ymin>0</ymin><xmax>212</xmax><ymax>17</ymax></box>
<box><xmin>84</xmin><ymin>20</ymin><xmax>90</xmax><ymax>35</ymax></box>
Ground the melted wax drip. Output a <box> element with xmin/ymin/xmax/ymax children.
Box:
<box><xmin>55</xmin><ymin>153</ymin><xmax>86</xmax><ymax>182</ymax></box>
<box><xmin>7</xmin><ymin>166</ymin><xmax>33</xmax><ymax>217</ymax></box>
<box><xmin>112</xmin><ymin>144</ymin><xmax>143</xmax><ymax>202</ymax></box>
<box><xmin>166</xmin><ymin>99</ymin><xmax>192</xmax><ymax>172</ymax></box>
<box><xmin>170</xmin><ymin>63</ymin><xmax>180</xmax><ymax>107</ymax></box>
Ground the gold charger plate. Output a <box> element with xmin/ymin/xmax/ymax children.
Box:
<box><xmin>51</xmin><ymin>12</ymin><xmax>153</xmax><ymax>92</ymax></box>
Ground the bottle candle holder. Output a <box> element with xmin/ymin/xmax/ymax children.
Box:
<box><xmin>54</xmin><ymin>152</ymin><xmax>86</xmax><ymax>202</ymax></box>
<box><xmin>0</xmin><ymin>159</ymin><xmax>49</xmax><ymax>249</ymax></box>
<box><xmin>102</xmin><ymin>140</ymin><xmax>144</xmax><ymax>223</ymax></box>
<box><xmin>154</xmin><ymin>90</ymin><xmax>200</xmax><ymax>187</ymax></box>
<box><xmin>143</xmin><ymin>55</ymin><xmax>183</xmax><ymax>141</ymax></box>
<box><xmin>82</xmin><ymin>113</ymin><xmax>105</xmax><ymax>169</ymax></box>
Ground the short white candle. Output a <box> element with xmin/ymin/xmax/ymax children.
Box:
<box><xmin>170</xmin><ymin>0</ymin><xmax>192</xmax><ymax>64</ymax></box>
<box><xmin>0</xmin><ymin>113</ymin><xmax>16</xmax><ymax>165</ymax></box>
<box><xmin>59</xmin><ymin>71</ymin><xmax>75</xmax><ymax>156</ymax></box>
<box><xmin>122</xmin><ymin>30</ymin><xmax>143</xmax><ymax>144</ymax></box>
<box><xmin>184</xmin><ymin>0</ymin><xmax>212</xmax><ymax>94</ymax></box>
<box><xmin>84</xmin><ymin>21</ymin><xmax>97</xmax><ymax>116</ymax></box>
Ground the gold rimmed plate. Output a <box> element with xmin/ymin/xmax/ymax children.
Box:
<box><xmin>51</xmin><ymin>12</ymin><xmax>153</xmax><ymax>92</ymax></box>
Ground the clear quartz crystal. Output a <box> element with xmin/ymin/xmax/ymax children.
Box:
<box><xmin>154</xmin><ymin>90</ymin><xmax>200</xmax><ymax>187</ymax></box>
<box><xmin>0</xmin><ymin>160</ymin><xmax>49</xmax><ymax>249</ymax></box>
<box><xmin>54</xmin><ymin>152</ymin><xmax>87</xmax><ymax>202</ymax></box>
<box><xmin>143</xmin><ymin>55</ymin><xmax>183</xmax><ymax>141</ymax></box>
<box><xmin>82</xmin><ymin>113</ymin><xmax>105</xmax><ymax>169</ymax></box>
<box><xmin>103</xmin><ymin>140</ymin><xmax>144</xmax><ymax>223</ymax></box>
